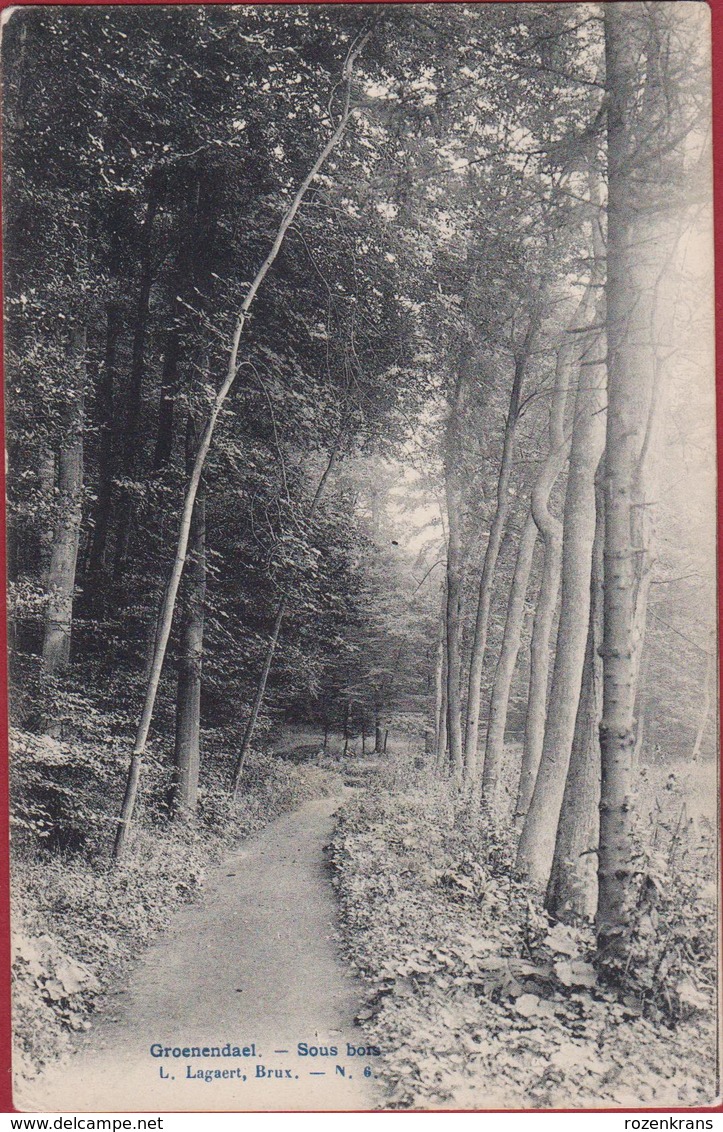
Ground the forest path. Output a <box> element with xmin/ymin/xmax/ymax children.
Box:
<box><xmin>22</xmin><ymin>796</ymin><xmax>380</xmax><ymax>1112</ymax></box>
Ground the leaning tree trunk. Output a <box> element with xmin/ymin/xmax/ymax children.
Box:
<box><xmin>113</xmin><ymin>39</ymin><xmax>369</xmax><ymax>859</ymax></box>
<box><xmin>484</xmin><ymin>330</ymin><xmax>574</xmax><ymax>808</ymax></box>
<box><xmin>170</xmin><ymin>415</ymin><xmax>206</xmax><ymax>817</ymax></box>
<box><xmin>516</xmin><ymin>283</ymin><xmax>597</xmax><ymax>819</ymax></box>
<box><xmin>481</xmin><ymin>512</ymin><xmax>537</xmax><ymax>808</ymax></box>
<box><xmin>597</xmin><ymin>2</ymin><xmax>681</xmax><ymax>964</ymax></box>
<box><xmin>517</xmin><ymin>298</ymin><xmax>607</xmax><ymax>886</ymax></box>
<box><xmin>231</xmin><ymin>447</ymin><xmax>340</xmax><ymax>795</ymax></box>
<box><xmin>546</xmin><ymin>477</ymin><xmax>604</xmax><ymax>921</ymax></box>
<box><xmin>464</xmin><ymin>316</ymin><xmax>537</xmax><ymax>785</ymax></box>
<box><xmin>42</xmin><ymin>327</ymin><xmax>86</xmax><ymax>676</ymax></box>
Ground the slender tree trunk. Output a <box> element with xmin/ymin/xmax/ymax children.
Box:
<box><xmin>465</xmin><ymin>315</ymin><xmax>537</xmax><ymax>784</ymax></box>
<box><xmin>38</xmin><ymin>450</ymin><xmax>56</xmax><ymax>586</ymax></box>
<box><xmin>42</xmin><ymin>328</ymin><xmax>86</xmax><ymax>676</ymax></box>
<box><xmin>483</xmin><ymin>315</ymin><xmax>577</xmax><ymax>807</ymax></box>
<box><xmin>481</xmin><ymin>512</ymin><xmax>537</xmax><ymax>805</ymax></box>
<box><xmin>516</xmin><ymin>288</ymin><xmax>597</xmax><ymax>818</ymax></box>
<box><xmin>343</xmin><ymin>701</ymin><xmax>351</xmax><ymax>758</ymax></box>
<box><xmin>433</xmin><ymin>600</ymin><xmax>447</xmax><ymax>769</ymax></box>
<box><xmin>444</xmin><ymin>371</ymin><xmax>465</xmax><ymax>785</ymax></box>
<box><xmin>170</xmin><ymin>415</ymin><xmax>206</xmax><ymax>817</ymax></box>
<box><xmin>546</xmin><ymin>479</ymin><xmax>604</xmax><ymax>921</ymax></box>
<box><xmin>112</xmin><ymin>46</ymin><xmax>368</xmax><ymax>858</ymax></box>
<box><xmin>597</xmin><ymin>3</ymin><xmax>680</xmax><ymax>962</ymax></box>
<box><xmin>86</xmin><ymin>302</ymin><xmax>119</xmax><ymax>608</ymax></box>
<box><xmin>231</xmin><ymin>447</ymin><xmax>340</xmax><ymax>794</ymax></box>
<box><xmin>375</xmin><ymin>703</ymin><xmax>383</xmax><ymax>754</ymax></box>
<box><xmin>153</xmin><ymin>329</ymin><xmax>180</xmax><ymax>472</ymax></box>
<box><xmin>436</xmin><ymin>638</ymin><xmax>449</xmax><ymax>771</ymax></box>
<box><xmin>517</xmin><ymin>300</ymin><xmax>607</xmax><ymax>885</ymax></box>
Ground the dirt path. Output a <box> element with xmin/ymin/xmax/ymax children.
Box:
<box><xmin>22</xmin><ymin>797</ymin><xmax>380</xmax><ymax>1112</ymax></box>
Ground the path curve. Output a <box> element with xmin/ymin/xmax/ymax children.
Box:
<box><xmin>22</xmin><ymin>796</ymin><xmax>379</xmax><ymax>1112</ymax></box>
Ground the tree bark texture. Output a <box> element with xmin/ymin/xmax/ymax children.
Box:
<box><xmin>597</xmin><ymin>2</ymin><xmax>679</xmax><ymax>962</ymax></box>
<box><xmin>546</xmin><ymin>478</ymin><xmax>604</xmax><ymax>921</ymax></box>
<box><xmin>113</xmin><ymin>176</ymin><xmax>163</xmax><ymax>579</ymax></box>
<box><xmin>86</xmin><ymin>302</ymin><xmax>120</xmax><ymax>606</ymax></box>
<box><xmin>433</xmin><ymin>597</ymin><xmax>448</xmax><ymax>771</ymax></box>
<box><xmin>516</xmin><ymin>288</ymin><xmax>596</xmax><ymax>818</ymax></box>
<box><xmin>42</xmin><ymin>328</ymin><xmax>86</xmax><ymax>676</ymax></box>
<box><xmin>171</xmin><ymin>414</ymin><xmax>206</xmax><ymax>817</ymax></box>
<box><xmin>444</xmin><ymin>369</ymin><xmax>466</xmax><ymax>786</ymax></box>
<box><xmin>481</xmin><ymin>511</ymin><xmax>537</xmax><ymax>808</ymax></box>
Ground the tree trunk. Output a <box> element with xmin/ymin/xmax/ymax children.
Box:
<box><xmin>375</xmin><ymin>704</ymin><xmax>383</xmax><ymax>754</ymax></box>
<box><xmin>444</xmin><ymin>370</ymin><xmax>465</xmax><ymax>785</ymax></box>
<box><xmin>464</xmin><ymin>317</ymin><xmax>537</xmax><ymax>784</ymax></box>
<box><xmin>433</xmin><ymin>600</ymin><xmax>448</xmax><ymax>770</ymax></box>
<box><xmin>546</xmin><ymin>478</ymin><xmax>604</xmax><ymax>921</ymax></box>
<box><xmin>483</xmin><ymin>313</ymin><xmax>576</xmax><ymax>808</ymax></box>
<box><xmin>86</xmin><ymin>302</ymin><xmax>119</xmax><ymax>608</ymax></box>
<box><xmin>516</xmin><ymin>287</ymin><xmax>596</xmax><ymax>819</ymax></box>
<box><xmin>42</xmin><ymin>328</ymin><xmax>86</xmax><ymax>676</ymax></box>
<box><xmin>38</xmin><ymin>449</ymin><xmax>56</xmax><ymax>586</ymax></box>
<box><xmin>112</xmin><ymin>47</ymin><xmax>368</xmax><ymax>859</ymax></box>
<box><xmin>481</xmin><ymin>512</ymin><xmax>537</xmax><ymax>806</ymax></box>
<box><xmin>170</xmin><ymin>415</ymin><xmax>206</xmax><ymax>817</ymax></box>
<box><xmin>152</xmin><ymin>329</ymin><xmax>180</xmax><ymax>472</ymax></box>
<box><xmin>343</xmin><ymin>701</ymin><xmax>351</xmax><ymax>758</ymax></box>
<box><xmin>517</xmin><ymin>302</ymin><xmax>607</xmax><ymax>885</ymax></box>
<box><xmin>113</xmin><ymin>176</ymin><xmax>163</xmax><ymax>579</ymax></box>
<box><xmin>597</xmin><ymin>2</ymin><xmax>680</xmax><ymax>963</ymax></box>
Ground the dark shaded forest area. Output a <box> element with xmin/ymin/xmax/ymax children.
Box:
<box><xmin>4</xmin><ymin>1</ymin><xmax>717</xmax><ymax>1108</ymax></box>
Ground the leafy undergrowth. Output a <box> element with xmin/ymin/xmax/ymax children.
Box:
<box><xmin>11</xmin><ymin>724</ymin><xmax>343</xmax><ymax>1082</ymax></box>
<box><xmin>329</xmin><ymin>766</ymin><xmax>717</xmax><ymax>1110</ymax></box>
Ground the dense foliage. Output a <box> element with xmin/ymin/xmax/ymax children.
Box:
<box><xmin>4</xmin><ymin>1</ymin><xmax>715</xmax><ymax>1107</ymax></box>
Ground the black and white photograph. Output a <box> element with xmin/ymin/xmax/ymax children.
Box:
<box><xmin>2</xmin><ymin>0</ymin><xmax>718</xmax><ymax>1112</ymax></box>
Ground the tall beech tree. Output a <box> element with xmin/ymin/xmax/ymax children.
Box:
<box><xmin>596</xmin><ymin>1</ymin><xmax>700</xmax><ymax>963</ymax></box>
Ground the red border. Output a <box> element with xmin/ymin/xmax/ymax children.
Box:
<box><xmin>0</xmin><ymin>0</ymin><xmax>721</xmax><ymax>1117</ymax></box>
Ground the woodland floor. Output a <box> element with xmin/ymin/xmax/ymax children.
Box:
<box><xmin>17</xmin><ymin>794</ymin><xmax>379</xmax><ymax>1113</ymax></box>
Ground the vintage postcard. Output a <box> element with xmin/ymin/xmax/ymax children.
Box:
<box><xmin>2</xmin><ymin>0</ymin><xmax>719</xmax><ymax>1113</ymax></box>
